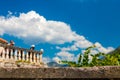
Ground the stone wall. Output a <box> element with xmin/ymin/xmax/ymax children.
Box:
<box><xmin>0</xmin><ymin>66</ymin><xmax>120</xmax><ymax>78</ymax></box>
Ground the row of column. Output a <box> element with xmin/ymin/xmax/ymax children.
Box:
<box><xmin>0</xmin><ymin>47</ymin><xmax>42</xmax><ymax>63</ymax></box>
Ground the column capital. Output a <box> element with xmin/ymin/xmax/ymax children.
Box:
<box><xmin>40</xmin><ymin>49</ymin><xmax>44</xmax><ymax>54</ymax></box>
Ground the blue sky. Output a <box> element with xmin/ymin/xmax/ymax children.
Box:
<box><xmin>0</xmin><ymin>0</ymin><xmax>120</xmax><ymax>63</ymax></box>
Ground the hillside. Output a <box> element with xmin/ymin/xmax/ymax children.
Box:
<box><xmin>109</xmin><ymin>46</ymin><xmax>120</xmax><ymax>55</ymax></box>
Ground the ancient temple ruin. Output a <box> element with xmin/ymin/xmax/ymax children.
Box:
<box><xmin>0</xmin><ymin>38</ymin><xmax>44</xmax><ymax>67</ymax></box>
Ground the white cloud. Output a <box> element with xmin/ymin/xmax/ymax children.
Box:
<box><xmin>0</xmin><ymin>10</ymin><xmax>76</xmax><ymax>44</ymax></box>
<box><xmin>56</xmin><ymin>45</ymin><xmax>78</xmax><ymax>51</ymax></box>
<box><xmin>95</xmin><ymin>42</ymin><xmax>114</xmax><ymax>53</ymax></box>
<box><xmin>42</xmin><ymin>57</ymin><xmax>51</xmax><ymax>63</ymax></box>
<box><xmin>73</xmin><ymin>35</ymin><xmax>93</xmax><ymax>48</ymax></box>
<box><xmin>0</xmin><ymin>10</ymin><xmax>115</xmax><ymax>62</ymax></box>
<box><xmin>53</xmin><ymin>51</ymin><xmax>82</xmax><ymax>63</ymax></box>
<box><xmin>56</xmin><ymin>35</ymin><xmax>93</xmax><ymax>52</ymax></box>
<box><xmin>52</xmin><ymin>57</ymin><xmax>61</xmax><ymax>63</ymax></box>
<box><xmin>0</xmin><ymin>10</ymin><xmax>101</xmax><ymax>50</ymax></box>
<box><xmin>56</xmin><ymin>51</ymin><xmax>75</xmax><ymax>61</ymax></box>
<box><xmin>55</xmin><ymin>42</ymin><xmax>114</xmax><ymax>62</ymax></box>
<box><xmin>74</xmin><ymin>39</ymin><xmax>92</xmax><ymax>49</ymax></box>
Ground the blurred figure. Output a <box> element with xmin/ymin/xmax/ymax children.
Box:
<box><xmin>9</xmin><ymin>40</ymin><xmax>15</xmax><ymax>58</ymax></box>
<box><xmin>30</xmin><ymin>45</ymin><xmax>35</xmax><ymax>50</ymax></box>
<box><xmin>9</xmin><ymin>40</ymin><xmax>15</xmax><ymax>46</ymax></box>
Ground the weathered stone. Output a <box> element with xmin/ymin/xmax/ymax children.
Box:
<box><xmin>0</xmin><ymin>62</ymin><xmax>4</xmax><ymax>67</ymax></box>
<box><xmin>4</xmin><ymin>62</ymin><xmax>17</xmax><ymax>67</ymax></box>
<box><xmin>0</xmin><ymin>66</ymin><xmax>119</xmax><ymax>78</ymax></box>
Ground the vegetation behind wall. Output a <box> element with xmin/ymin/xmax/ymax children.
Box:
<box><xmin>61</xmin><ymin>45</ymin><xmax>120</xmax><ymax>67</ymax></box>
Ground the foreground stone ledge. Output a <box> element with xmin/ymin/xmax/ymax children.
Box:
<box><xmin>0</xmin><ymin>66</ymin><xmax>120</xmax><ymax>78</ymax></box>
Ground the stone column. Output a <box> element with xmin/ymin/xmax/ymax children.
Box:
<box><xmin>33</xmin><ymin>53</ymin><xmax>36</xmax><ymax>63</ymax></box>
<box><xmin>20</xmin><ymin>50</ymin><xmax>22</xmax><ymax>60</ymax></box>
<box><xmin>26</xmin><ymin>52</ymin><xmax>29</xmax><ymax>61</ymax></box>
<box><xmin>18</xmin><ymin>50</ymin><xmax>21</xmax><ymax>60</ymax></box>
<box><xmin>37</xmin><ymin>54</ymin><xmax>40</xmax><ymax>64</ymax></box>
<box><xmin>2</xmin><ymin>48</ymin><xmax>5</xmax><ymax>60</ymax></box>
<box><xmin>6</xmin><ymin>48</ymin><xmax>9</xmax><ymax>60</ymax></box>
<box><xmin>39</xmin><ymin>49</ymin><xmax>44</xmax><ymax>63</ymax></box>
<box><xmin>30</xmin><ymin>52</ymin><xmax>33</xmax><ymax>62</ymax></box>
<box><xmin>39</xmin><ymin>54</ymin><xmax>42</xmax><ymax>63</ymax></box>
<box><xmin>22</xmin><ymin>50</ymin><xmax>25</xmax><ymax>61</ymax></box>
<box><xmin>10</xmin><ymin>49</ymin><xmax>13</xmax><ymax>60</ymax></box>
<box><xmin>0</xmin><ymin>47</ymin><xmax>4</xmax><ymax>60</ymax></box>
<box><xmin>15</xmin><ymin>50</ymin><xmax>18</xmax><ymax>61</ymax></box>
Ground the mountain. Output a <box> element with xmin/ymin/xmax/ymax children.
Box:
<box><xmin>109</xmin><ymin>46</ymin><xmax>120</xmax><ymax>55</ymax></box>
<box><xmin>47</xmin><ymin>62</ymin><xmax>69</xmax><ymax>67</ymax></box>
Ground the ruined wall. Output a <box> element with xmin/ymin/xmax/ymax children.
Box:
<box><xmin>0</xmin><ymin>66</ymin><xmax>120</xmax><ymax>78</ymax></box>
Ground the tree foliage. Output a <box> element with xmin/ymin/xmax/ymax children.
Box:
<box><xmin>61</xmin><ymin>45</ymin><xmax>120</xmax><ymax>67</ymax></box>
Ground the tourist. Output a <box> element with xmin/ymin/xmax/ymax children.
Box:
<box><xmin>8</xmin><ymin>40</ymin><xmax>15</xmax><ymax>58</ymax></box>
<box><xmin>9</xmin><ymin>40</ymin><xmax>15</xmax><ymax>46</ymax></box>
<box><xmin>30</xmin><ymin>45</ymin><xmax>35</xmax><ymax>50</ymax></box>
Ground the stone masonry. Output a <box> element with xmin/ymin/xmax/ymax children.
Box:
<box><xmin>0</xmin><ymin>66</ymin><xmax>119</xmax><ymax>78</ymax></box>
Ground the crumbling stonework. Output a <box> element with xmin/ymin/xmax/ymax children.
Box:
<box><xmin>0</xmin><ymin>61</ymin><xmax>46</xmax><ymax>68</ymax></box>
<box><xmin>0</xmin><ymin>66</ymin><xmax>119</xmax><ymax>78</ymax></box>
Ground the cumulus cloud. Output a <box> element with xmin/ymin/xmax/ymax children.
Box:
<box><xmin>0</xmin><ymin>10</ymin><xmax>97</xmax><ymax>49</ymax></box>
<box><xmin>0</xmin><ymin>10</ymin><xmax>114</xmax><ymax>62</ymax></box>
<box><xmin>53</xmin><ymin>51</ymin><xmax>82</xmax><ymax>63</ymax></box>
<box><xmin>56</xmin><ymin>51</ymin><xmax>75</xmax><ymax>61</ymax></box>
<box><xmin>0</xmin><ymin>11</ymin><xmax>76</xmax><ymax>44</ymax></box>
<box><xmin>56</xmin><ymin>45</ymin><xmax>78</xmax><ymax>51</ymax></box>
<box><xmin>42</xmin><ymin>57</ymin><xmax>51</xmax><ymax>63</ymax></box>
<box><xmin>94</xmin><ymin>42</ymin><xmax>114</xmax><ymax>53</ymax></box>
<box><xmin>73</xmin><ymin>35</ymin><xmax>93</xmax><ymax>48</ymax></box>
<box><xmin>56</xmin><ymin>35</ymin><xmax>93</xmax><ymax>52</ymax></box>
<box><xmin>55</xmin><ymin>41</ymin><xmax>114</xmax><ymax>62</ymax></box>
<box><xmin>52</xmin><ymin>57</ymin><xmax>61</xmax><ymax>63</ymax></box>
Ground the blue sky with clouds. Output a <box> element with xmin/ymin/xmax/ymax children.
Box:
<box><xmin>0</xmin><ymin>0</ymin><xmax>120</xmax><ymax>63</ymax></box>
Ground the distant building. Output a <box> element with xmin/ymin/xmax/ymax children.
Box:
<box><xmin>0</xmin><ymin>38</ymin><xmax>8</xmax><ymax>44</ymax></box>
<box><xmin>0</xmin><ymin>38</ymin><xmax>8</xmax><ymax>55</ymax></box>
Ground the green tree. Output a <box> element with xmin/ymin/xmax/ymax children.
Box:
<box><xmin>61</xmin><ymin>61</ymin><xmax>78</xmax><ymax>67</ymax></box>
<box><xmin>61</xmin><ymin>45</ymin><xmax>120</xmax><ymax>67</ymax></box>
<box><xmin>78</xmin><ymin>45</ymin><xmax>96</xmax><ymax>67</ymax></box>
